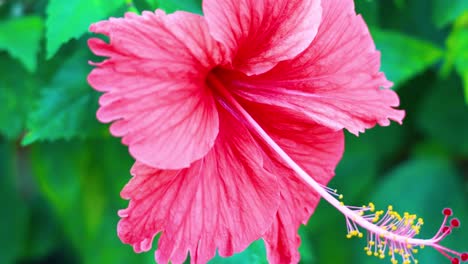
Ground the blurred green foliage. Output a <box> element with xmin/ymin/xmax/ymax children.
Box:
<box><xmin>0</xmin><ymin>0</ymin><xmax>467</xmax><ymax>263</ymax></box>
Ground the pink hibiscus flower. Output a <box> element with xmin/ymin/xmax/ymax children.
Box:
<box><xmin>88</xmin><ymin>0</ymin><xmax>467</xmax><ymax>263</ymax></box>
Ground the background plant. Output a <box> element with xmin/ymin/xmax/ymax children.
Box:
<box><xmin>1</xmin><ymin>0</ymin><xmax>467</xmax><ymax>263</ymax></box>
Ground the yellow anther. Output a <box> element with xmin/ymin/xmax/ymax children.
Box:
<box><xmin>339</xmin><ymin>194</ymin><xmax>343</xmax><ymax>199</ymax></box>
<box><xmin>356</xmin><ymin>203</ymin><xmax>426</xmax><ymax>262</ymax></box>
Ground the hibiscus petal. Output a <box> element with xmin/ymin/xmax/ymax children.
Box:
<box><xmin>262</xmin><ymin>173</ymin><xmax>327</xmax><ymax>264</ymax></box>
<box><xmin>262</xmin><ymin>187</ymin><xmax>310</xmax><ymax>264</ymax></box>
<box><xmin>230</xmin><ymin>0</ymin><xmax>405</xmax><ymax>135</ymax></box>
<box><xmin>88</xmin><ymin>11</ymin><xmax>227</xmax><ymax>169</ymax></box>
<box><xmin>203</xmin><ymin>0</ymin><xmax>322</xmax><ymax>75</ymax></box>
<box><xmin>241</xmin><ymin>102</ymin><xmax>344</xmax><ymax>263</ymax></box>
<box><xmin>117</xmin><ymin>108</ymin><xmax>280</xmax><ymax>264</ymax></box>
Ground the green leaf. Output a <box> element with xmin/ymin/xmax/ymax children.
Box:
<box><xmin>308</xmin><ymin>200</ymin><xmax>352</xmax><ymax>263</ymax></box>
<box><xmin>156</xmin><ymin>0</ymin><xmax>202</xmax><ymax>14</ymax></box>
<box><xmin>0</xmin><ymin>16</ymin><xmax>43</xmax><ymax>72</ymax></box>
<box><xmin>20</xmin><ymin>201</ymin><xmax>60</xmax><ymax>260</ymax></box>
<box><xmin>298</xmin><ymin>228</ymin><xmax>316</xmax><ymax>264</ymax></box>
<box><xmin>211</xmin><ymin>239</ymin><xmax>267</xmax><ymax>264</ymax></box>
<box><xmin>379</xmin><ymin>0</ymin><xmax>446</xmax><ymax>45</ymax></box>
<box><xmin>333</xmin><ymin>123</ymin><xmax>407</xmax><ymax>202</ymax></box>
<box><xmin>0</xmin><ymin>142</ymin><xmax>28</xmax><ymax>264</ymax></box>
<box><xmin>22</xmin><ymin>51</ymin><xmax>106</xmax><ymax>145</ymax></box>
<box><xmin>355</xmin><ymin>0</ymin><xmax>379</xmax><ymax>27</ymax></box>
<box><xmin>354</xmin><ymin>157</ymin><xmax>468</xmax><ymax>263</ymax></box>
<box><xmin>0</xmin><ymin>55</ymin><xmax>40</xmax><ymax>140</ymax></box>
<box><xmin>459</xmin><ymin>67</ymin><xmax>468</xmax><ymax>104</ymax></box>
<box><xmin>144</xmin><ymin>0</ymin><xmax>158</xmax><ymax>9</ymax></box>
<box><xmin>46</xmin><ymin>0</ymin><xmax>126</xmax><ymax>59</ymax></box>
<box><xmin>372</xmin><ymin>29</ymin><xmax>443</xmax><ymax>88</ymax></box>
<box><xmin>416</xmin><ymin>75</ymin><xmax>468</xmax><ymax>156</ymax></box>
<box><xmin>432</xmin><ymin>0</ymin><xmax>468</xmax><ymax>28</ymax></box>
<box><xmin>444</xmin><ymin>14</ymin><xmax>468</xmax><ymax>103</ymax></box>
<box><xmin>30</xmin><ymin>139</ymin><xmax>153</xmax><ymax>264</ymax></box>
<box><xmin>394</xmin><ymin>0</ymin><xmax>406</xmax><ymax>9</ymax></box>
<box><xmin>210</xmin><ymin>230</ymin><xmax>315</xmax><ymax>264</ymax></box>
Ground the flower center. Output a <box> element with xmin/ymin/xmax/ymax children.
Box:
<box><xmin>204</xmin><ymin>72</ymin><xmax>467</xmax><ymax>264</ymax></box>
<box><xmin>206</xmin><ymin>66</ymin><xmax>238</xmax><ymax>93</ymax></box>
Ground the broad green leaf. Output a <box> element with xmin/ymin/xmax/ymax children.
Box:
<box><xmin>444</xmin><ymin>14</ymin><xmax>468</xmax><ymax>103</ymax></box>
<box><xmin>355</xmin><ymin>0</ymin><xmax>379</xmax><ymax>26</ymax></box>
<box><xmin>0</xmin><ymin>16</ymin><xmax>43</xmax><ymax>72</ymax></box>
<box><xmin>30</xmin><ymin>139</ymin><xmax>154</xmax><ymax>264</ymax></box>
<box><xmin>144</xmin><ymin>0</ymin><xmax>158</xmax><ymax>9</ymax></box>
<box><xmin>354</xmin><ymin>157</ymin><xmax>468</xmax><ymax>263</ymax></box>
<box><xmin>211</xmin><ymin>229</ymin><xmax>315</xmax><ymax>263</ymax></box>
<box><xmin>0</xmin><ymin>142</ymin><xmax>28</xmax><ymax>264</ymax></box>
<box><xmin>298</xmin><ymin>228</ymin><xmax>316</xmax><ymax>264</ymax></box>
<box><xmin>156</xmin><ymin>0</ymin><xmax>202</xmax><ymax>14</ymax></box>
<box><xmin>372</xmin><ymin>29</ymin><xmax>443</xmax><ymax>88</ymax></box>
<box><xmin>394</xmin><ymin>0</ymin><xmax>406</xmax><ymax>9</ymax></box>
<box><xmin>416</xmin><ymin>75</ymin><xmax>468</xmax><ymax>156</ymax></box>
<box><xmin>379</xmin><ymin>0</ymin><xmax>446</xmax><ymax>45</ymax></box>
<box><xmin>0</xmin><ymin>55</ymin><xmax>39</xmax><ymax>140</ymax></box>
<box><xmin>334</xmin><ymin>136</ymin><xmax>378</xmax><ymax>200</ymax></box>
<box><xmin>46</xmin><ymin>0</ymin><xmax>126</xmax><ymax>59</ymax></box>
<box><xmin>308</xmin><ymin>200</ymin><xmax>352</xmax><ymax>264</ymax></box>
<box><xmin>22</xmin><ymin>51</ymin><xmax>106</xmax><ymax>145</ymax></box>
<box><xmin>432</xmin><ymin>0</ymin><xmax>468</xmax><ymax>28</ymax></box>
<box><xmin>333</xmin><ymin>123</ymin><xmax>407</xmax><ymax>202</ymax></box>
<box><xmin>20</xmin><ymin>201</ymin><xmax>60</xmax><ymax>260</ymax></box>
<box><xmin>459</xmin><ymin>67</ymin><xmax>468</xmax><ymax>104</ymax></box>
<box><xmin>211</xmin><ymin>240</ymin><xmax>268</xmax><ymax>264</ymax></box>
